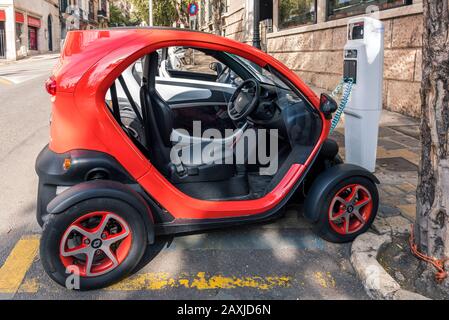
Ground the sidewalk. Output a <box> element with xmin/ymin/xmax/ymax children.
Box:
<box><xmin>312</xmin><ymin>86</ymin><xmax>420</xmax><ymax>222</ymax></box>
<box><xmin>0</xmin><ymin>53</ymin><xmax>60</xmax><ymax>66</ymax></box>
<box><xmin>335</xmin><ymin>111</ymin><xmax>419</xmax><ymax>221</ymax></box>
<box><xmin>309</xmin><ymin>85</ymin><xmax>427</xmax><ymax>299</ymax></box>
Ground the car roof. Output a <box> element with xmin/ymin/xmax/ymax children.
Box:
<box><xmin>55</xmin><ymin>27</ymin><xmax>318</xmax><ymax>107</ymax></box>
<box><xmin>104</xmin><ymin>26</ymin><xmax>210</xmax><ymax>34</ymax></box>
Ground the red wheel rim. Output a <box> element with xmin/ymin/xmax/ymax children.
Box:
<box><xmin>59</xmin><ymin>212</ymin><xmax>132</xmax><ymax>277</ymax></box>
<box><xmin>328</xmin><ymin>184</ymin><xmax>373</xmax><ymax>235</ymax></box>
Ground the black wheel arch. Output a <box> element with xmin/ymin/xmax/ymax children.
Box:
<box><xmin>46</xmin><ymin>180</ymin><xmax>155</xmax><ymax>244</ymax></box>
<box><xmin>303</xmin><ymin>163</ymin><xmax>379</xmax><ymax>222</ymax></box>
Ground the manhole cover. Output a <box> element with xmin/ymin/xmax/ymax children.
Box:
<box><xmin>377</xmin><ymin>157</ymin><xmax>418</xmax><ymax>172</ymax></box>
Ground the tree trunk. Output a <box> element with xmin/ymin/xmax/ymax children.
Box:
<box><xmin>416</xmin><ymin>0</ymin><xmax>449</xmax><ymax>295</ymax></box>
<box><xmin>175</xmin><ymin>1</ymin><xmax>189</xmax><ymax>27</ymax></box>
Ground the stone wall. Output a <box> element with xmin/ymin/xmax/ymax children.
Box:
<box><xmin>222</xmin><ymin>2</ymin><xmax>246</xmax><ymax>41</ymax></box>
<box><xmin>267</xmin><ymin>10</ymin><xmax>423</xmax><ymax>118</ymax></box>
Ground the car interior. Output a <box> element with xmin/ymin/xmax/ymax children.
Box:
<box><xmin>105</xmin><ymin>47</ymin><xmax>322</xmax><ymax>201</ymax></box>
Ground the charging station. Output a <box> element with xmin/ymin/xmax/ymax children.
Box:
<box><xmin>343</xmin><ymin>17</ymin><xmax>384</xmax><ymax>172</ymax></box>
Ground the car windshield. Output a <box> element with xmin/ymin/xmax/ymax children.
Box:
<box><xmin>226</xmin><ymin>53</ymin><xmax>289</xmax><ymax>90</ymax></box>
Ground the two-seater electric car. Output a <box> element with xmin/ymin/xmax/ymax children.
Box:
<box><xmin>36</xmin><ymin>28</ymin><xmax>379</xmax><ymax>290</ymax></box>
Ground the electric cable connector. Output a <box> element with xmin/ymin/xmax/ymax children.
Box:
<box><xmin>330</xmin><ymin>77</ymin><xmax>354</xmax><ymax>134</ymax></box>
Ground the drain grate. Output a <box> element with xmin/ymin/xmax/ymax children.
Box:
<box><xmin>377</xmin><ymin>157</ymin><xmax>418</xmax><ymax>172</ymax></box>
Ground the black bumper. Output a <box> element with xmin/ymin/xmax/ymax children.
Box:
<box><xmin>35</xmin><ymin>145</ymin><xmax>135</xmax><ymax>226</ymax></box>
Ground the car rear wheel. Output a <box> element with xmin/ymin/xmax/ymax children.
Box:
<box><xmin>312</xmin><ymin>176</ymin><xmax>378</xmax><ymax>243</ymax></box>
<box><xmin>40</xmin><ymin>198</ymin><xmax>147</xmax><ymax>290</ymax></box>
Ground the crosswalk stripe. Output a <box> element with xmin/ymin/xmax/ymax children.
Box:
<box><xmin>0</xmin><ymin>235</ymin><xmax>39</xmax><ymax>294</ymax></box>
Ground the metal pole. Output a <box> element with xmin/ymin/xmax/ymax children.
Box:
<box><xmin>252</xmin><ymin>0</ymin><xmax>261</xmax><ymax>49</ymax></box>
<box><xmin>149</xmin><ymin>0</ymin><xmax>153</xmax><ymax>26</ymax></box>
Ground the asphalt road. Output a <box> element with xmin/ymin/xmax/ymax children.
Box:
<box><xmin>0</xmin><ymin>55</ymin><xmax>368</xmax><ymax>300</ymax></box>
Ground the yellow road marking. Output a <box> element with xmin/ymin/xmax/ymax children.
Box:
<box><xmin>0</xmin><ymin>235</ymin><xmax>340</xmax><ymax>294</ymax></box>
<box><xmin>313</xmin><ymin>271</ymin><xmax>336</xmax><ymax>289</ymax></box>
<box><xmin>0</xmin><ymin>235</ymin><xmax>40</xmax><ymax>294</ymax></box>
<box><xmin>18</xmin><ymin>278</ymin><xmax>39</xmax><ymax>293</ymax></box>
<box><xmin>106</xmin><ymin>272</ymin><xmax>292</xmax><ymax>291</ymax></box>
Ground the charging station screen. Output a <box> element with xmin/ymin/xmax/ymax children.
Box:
<box><xmin>349</xmin><ymin>22</ymin><xmax>364</xmax><ymax>40</ymax></box>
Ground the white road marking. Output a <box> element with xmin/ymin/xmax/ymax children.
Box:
<box><xmin>0</xmin><ymin>55</ymin><xmax>58</xmax><ymax>85</ymax></box>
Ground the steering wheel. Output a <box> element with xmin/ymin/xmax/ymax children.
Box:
<box><xmin>227</xmin><ymin>79</ymin><xmax>260</xmax><ymax>121</ymax></box>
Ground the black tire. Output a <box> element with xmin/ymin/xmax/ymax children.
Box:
<box><xmin>40</xmin><ymin>198</ymin><xmax>148</xmax><ymax>290</ymax></box>
<box><xmin>312</xmin><ymin>176</ymin><xmax>378</xmax><ymax>243</ymax></box>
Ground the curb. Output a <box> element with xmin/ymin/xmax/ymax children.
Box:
<box><xmin>350</xmin><ymin>216</ymin><xmax>430</xmax><ymax>300</ymax></box>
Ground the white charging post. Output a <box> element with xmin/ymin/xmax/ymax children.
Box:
<box><xmin>343</xmin><ymin>17</ymin><xmax>384</xmax><ymax>172</ymax></box>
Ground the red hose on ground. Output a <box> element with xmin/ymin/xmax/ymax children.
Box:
<box><xmin>409</xmin><ymin>225</ymin><xmax>448</xmax><ymax>282</ymax></box>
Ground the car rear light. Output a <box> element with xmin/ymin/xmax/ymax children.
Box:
<box><xmin>45</xmin><ymin>76</ymin><xmax>57</xmax><ymax>96</ymax></box>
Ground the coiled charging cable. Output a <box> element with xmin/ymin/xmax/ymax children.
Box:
<box><xmin>330</xmin><ymin>78</ymin><xmax>354</xmax><ymax>133</ymax></box>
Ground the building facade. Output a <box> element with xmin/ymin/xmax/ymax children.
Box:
<box><xmin>59</xmin><ymin>0</ymin><xmax>110</xmax><ymax>41</ymax></box>
<box><xmin>198</xmin><ymin>0</ymin><xmax>424</xmax><ymax>118</ymax></box>
<box><xmin>0</xmin><ymin>0</ymin><xmax>110</xmax><ymax>60</ymax></box>
<box><xmin>0</xmin><ymin>0</ymin><xmax>61</xmax><ymax>60</ymax></box>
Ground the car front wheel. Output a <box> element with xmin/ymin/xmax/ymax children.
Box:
<box><xmin>313</xmin><ymin>176</ymin><xmax>378</xmax><ymax>243</ymax></box>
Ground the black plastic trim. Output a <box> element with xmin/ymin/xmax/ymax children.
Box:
<box><xmin>34</xmin><ymin>145</ymin><xmax>157</xmax><ymax>226</ymax></box>
<box><xmin>155</xmin><ymin>208</ymin><xmax>285</xmax><ymax>235</ymax></box>
<box><xmin>47</xmin><ymin>180</ymin><xmax>155</xmax><ymax>244</ymax></box>
<box><xmin>35</xmin><ymin>145</ymin><xmax>135</xmax><ymax>186</ymax></box>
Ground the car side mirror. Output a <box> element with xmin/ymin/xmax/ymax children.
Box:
<box><xmin>209</xmin><ymin>62</ymin><xmax>217</xmax><ymax>71</ymax></box>
<box><xmin>320</xmin><ymin>93</ymin><xmax>338</xmax><ymax>119</ymax></box>
<box><xmin>210</xmin><ymin>62</ymin><xmax>223</xmax><ymax>75</ymax></box>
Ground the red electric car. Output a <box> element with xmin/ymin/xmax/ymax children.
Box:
<box><xmin>36</xmin><ymin>28</ymin><xmax>379</xmax><ymax>290</ymax></box>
